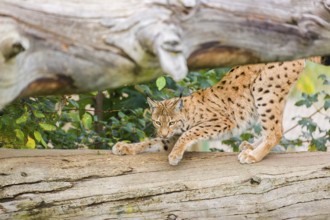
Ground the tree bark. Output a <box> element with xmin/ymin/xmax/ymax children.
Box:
<box><xmin>0</xmin><ymin>149</ymin><xmax>329</xmax><ymax>219</ymax></box>
<box><xmin>1</xmin><ymin>0</ymin><xmax>330</xmax><ymax>108</ymax></box>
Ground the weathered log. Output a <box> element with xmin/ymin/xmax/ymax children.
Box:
<box><xmin>0</xmin><ymin>149</ymin><xmax>329</xmax><ymax>219</ymax></box>
<box><xmin>1</xmin><ymin>0</ymin><xmax>330</xmax><ymax>108</ymax></box>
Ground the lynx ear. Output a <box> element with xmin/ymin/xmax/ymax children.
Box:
<box><xmin>173</xmin><ymin>98</ymin><xmax>183</xmax><ymax>111</ymax></box>
<box><xmin>147</xmin><ymin>97</ymin><xmax>157</xmax><ymax>109</ymax></box>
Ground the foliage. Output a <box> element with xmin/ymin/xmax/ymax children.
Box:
<box><xmin>283</xmin><ymin>75</ymin><xmax>330</xmax><ymax>151</ymax></box>
<box><xmin>0</xmin><ymin>68</ymin><xmax>229</xmax><ymax>149</ymax></box>
<box><xmin>0</xmin><ymin>64</ymin><xmax>328</xmax><ymax>152</ymax></box>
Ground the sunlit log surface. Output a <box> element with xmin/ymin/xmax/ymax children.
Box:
<box><xmin>0</xmin><ymin>149</ymin><xmax>329</xmax><ymax>219</ymax></box>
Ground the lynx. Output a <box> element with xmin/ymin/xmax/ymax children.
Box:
<box><xmin>112</xmin><ymin>58</ymin><xmax>323</xmax><ymax>165</ymax></box>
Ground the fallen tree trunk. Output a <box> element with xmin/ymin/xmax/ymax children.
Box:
<box><xmin>0</xmin><ymin>149</ymin><xmax>329</xmax><ymax>219</ymax></box>
<box><xmin>1</xmin><ymin>0</ymin><xmax>330</xmax><ymax>108</ymax></box>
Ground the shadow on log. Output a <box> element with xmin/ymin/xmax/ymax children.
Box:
<box><xmin>0</xmin><ymin>149</ymin><xmax>329</xmax><ymax>219</ymax></box>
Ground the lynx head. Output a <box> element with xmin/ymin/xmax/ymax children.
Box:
<box><xmin>147</xmin><ymin>97</ymin><xmax>185</xmax><ymax>138</ymax></box>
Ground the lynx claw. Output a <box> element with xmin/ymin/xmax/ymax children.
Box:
<box><xmin>112</xmin><ymin>142</ymin><xmax>135</xmax><ymax>155</ymax></box>
<box><xmin>238</xmin><ymin>148</ymin><xmax>257</xmax><ymax>164</ymax></box>
<box><xmin>168</xmin><ymin>153</ymin><xmax>183</xmax><ymax>166</ymax></box>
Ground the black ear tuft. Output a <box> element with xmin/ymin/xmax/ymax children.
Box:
<box><xmin>178</xmin><ymin>99</ymin><xmax>183</xmax><ymax>110</ymax></box>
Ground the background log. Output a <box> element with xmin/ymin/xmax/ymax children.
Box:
<box><xmin>0</xmin><ymin>149</ymin><xmax>329</xmax><ymax>219</ymax></box>
<box><xmin>1</xmin><ymin>0</ymin><xmax>330</xmax><ymax>108</ymax></box>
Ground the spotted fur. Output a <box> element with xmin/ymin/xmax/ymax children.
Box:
<box><xmin>113</xmin><ymin>58</ymin><xmax>321</xmax><ymax>165</ymax></box>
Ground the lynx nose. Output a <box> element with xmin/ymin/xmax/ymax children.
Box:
<box><xmin>161</xmin><ymin>130</ymin><xmax>169</xmax><ymax>138</ymax></box>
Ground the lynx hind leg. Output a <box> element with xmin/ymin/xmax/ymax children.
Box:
<box><xmin>238</xmin><ymin>128</ymin><xmax>283</xmax><ymax>163</ymax></box>
<box><xmin>238</xmin><ymin>66</ymin><xmax>290</xmax><ymax>163</ymax></box>
<box><xmin>238</xmin><ymin>103</ymin><xmax>284</xmax><ymax>163</ymax></box>
<box><xmin>112</xmin><ymin>137</ymin><xmax>176</xmax><ymax>155</ymax></box>
<box><xmin>238</xmin><ymin>116</ymin><xmax>284</xmax><ymax>163</ymax></box>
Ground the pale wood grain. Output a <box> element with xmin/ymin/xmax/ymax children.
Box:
<box><xmin>0</xmin><ymin>149</ymin><xmax>329</xmax><ymax>219</ymax></box>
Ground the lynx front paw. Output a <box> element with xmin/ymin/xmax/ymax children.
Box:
<box><xmin>238</xmin><ymin>149</ymin><xmax>258</xmax><ymax>164</ymax></box>
<box><xmin>168</xmin><ymin>152</ymin><xmax>183</xmax><ymax>166</ymax></box>
<box><xmin>112</xmin><ymin>142</ymin><xmax>136</xmax><ymax>155</ymax></box>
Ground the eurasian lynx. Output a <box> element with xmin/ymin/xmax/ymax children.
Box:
<box><xmin>112</xmin><ymin>58</ymin><xmax>324</xmax><ymax>165</ymax></box>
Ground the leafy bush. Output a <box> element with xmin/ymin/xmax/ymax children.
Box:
<box><xmin>0</xmin><ymin>64</ymin><xmax>328</xmax><ymax>152</ymax></box>
<box><xmin>281</xmin><ymin>75</ymin><xmax>330</xmax><ymax>151</ymax></box>
<box><xmin>0</xmin><ymin>68</ymin><xmax>229</xmax><ymax>149</ymax></box>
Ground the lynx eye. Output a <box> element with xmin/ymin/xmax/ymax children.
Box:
<box><xmin>155</xmin><ymin>121</ymin><xmax>161</xmax><ymax>126</ymax></box>
<box><xmin>169</xmin><ymin>121</ymin><xmax>176</xmax><ymax>126</ymax></box>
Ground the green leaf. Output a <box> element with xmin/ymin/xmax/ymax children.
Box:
<box><xmin>294</xmin><ymin>100</ymin><xmax>305</xmax><ymax>107</ymax></box>
<box><xmin>240</xmin><ymin>133</ymin><xmax>254</xmax><ymax>141</ymax></box>
<box><xmin>123</xmin><ymin>123</ymin><xmax>134</xmax><ymax>133</ymax></box>
<box><xmin>16</xmin><ymin>113</ymin><xmax>28</xmax><ymax>124</ymax></box>
<box><xmin>311</xmin><ymin>137</ymin><xmax>327</xmax><ymax>151</ymax></box>
<box><xmin>68</xmin><ymin>99</ymin><xmax>79</xmax><ymax>108</ymax></box>
<box><xmin>15</xmin><ymin>129</ymin><xmax>25</xmax><ymax>141</ymax></box>
<box><xmin>138</xmin><ymin>119</ymin><xmax>146</xmax><ymax>127</ymax></box>
<box><xmin>318</xmin><ymin>74</ymin><xmax>330</xmax><ymax>85</ymax></box>
<box><xmin>118</xmin><ymin>111</ymin><xmax>126</xmax><ymax>118</ymax></box>
<box><xmin>40</xmin><ymin>123</ymin><xmax>57</xmax><ymax>131</ymax></box>
<box><xmin>82</xmin><ymin>113</ymin><xmax>93</xmax><ymax>130</ymax></box>
<box><xmin>295</xmin><ymin>93</ymin><xmax>318</xmax><ymax>108</ymax></box>
<box><xmin>33</xmin><ymin>110</ymin><xmax>45</xmax><ymax>118</ymax></box>
<box><xmin>136</xmin><ymin>129</ymin><xmax>146</xmax><ymax>141</ymax></box>
<box><xmin>156</xmin><ymin>76</ymin><xmax>166</xmax><ymax>91</ymax></box>
<box><xmin>90</xmin><ymin>91</ymin><xmax>99</xmax><ymax>96</ymax></box>
<box><xmin>280</xmin><ymin>138</ymin><xmax>303</xmax><ymax>148</ymax></box>
<box><xmin>34</xmin><ymin>131</ymin><xmax>47</xmax><ymax>148</ymax></box>
<box><xmin>41</xmin><ymin>139</ymin><xmax>47</xmax><ymax>148</ymax></box>
<box><xmin>134</xmin><ymin>85</ymin><xmax>152</xmax><ymax>96</ymax></box>
<box><xmin>34</xmin><ymin>131</ymin><xmax>43</xmax><ymax>142</ymax></box>
<box><xmin>26</xmin><ymin>136</ymin><xmax>36</xmax><ymax>149</ymax></box>
<box><xmin>298</xmin><ymin>118</ymin><xmax>317</xmax><ymax>133</ymax></box>
<box><xmin>324</xmin><ymin>100</ymin><xmax>330</xmax><ymax>110</ymax></box>
<box><xmin>308</xmin><ymin>144</ymin><xmax>317</xmax><ymax>152</ymax></box>
<box><xmin>222</xmin><ymin>137</ymin><xmax>241</xmax><ymax>152</ymax></box>
<box><xmin>67</xmin><ymin>112</ymin><xmax>80</xmax><ymax>123</ymax></box>
<box><xmin>110</xmin><ymin>116</ymin><xmax>119</xmax><ymax>124</ymax></box>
